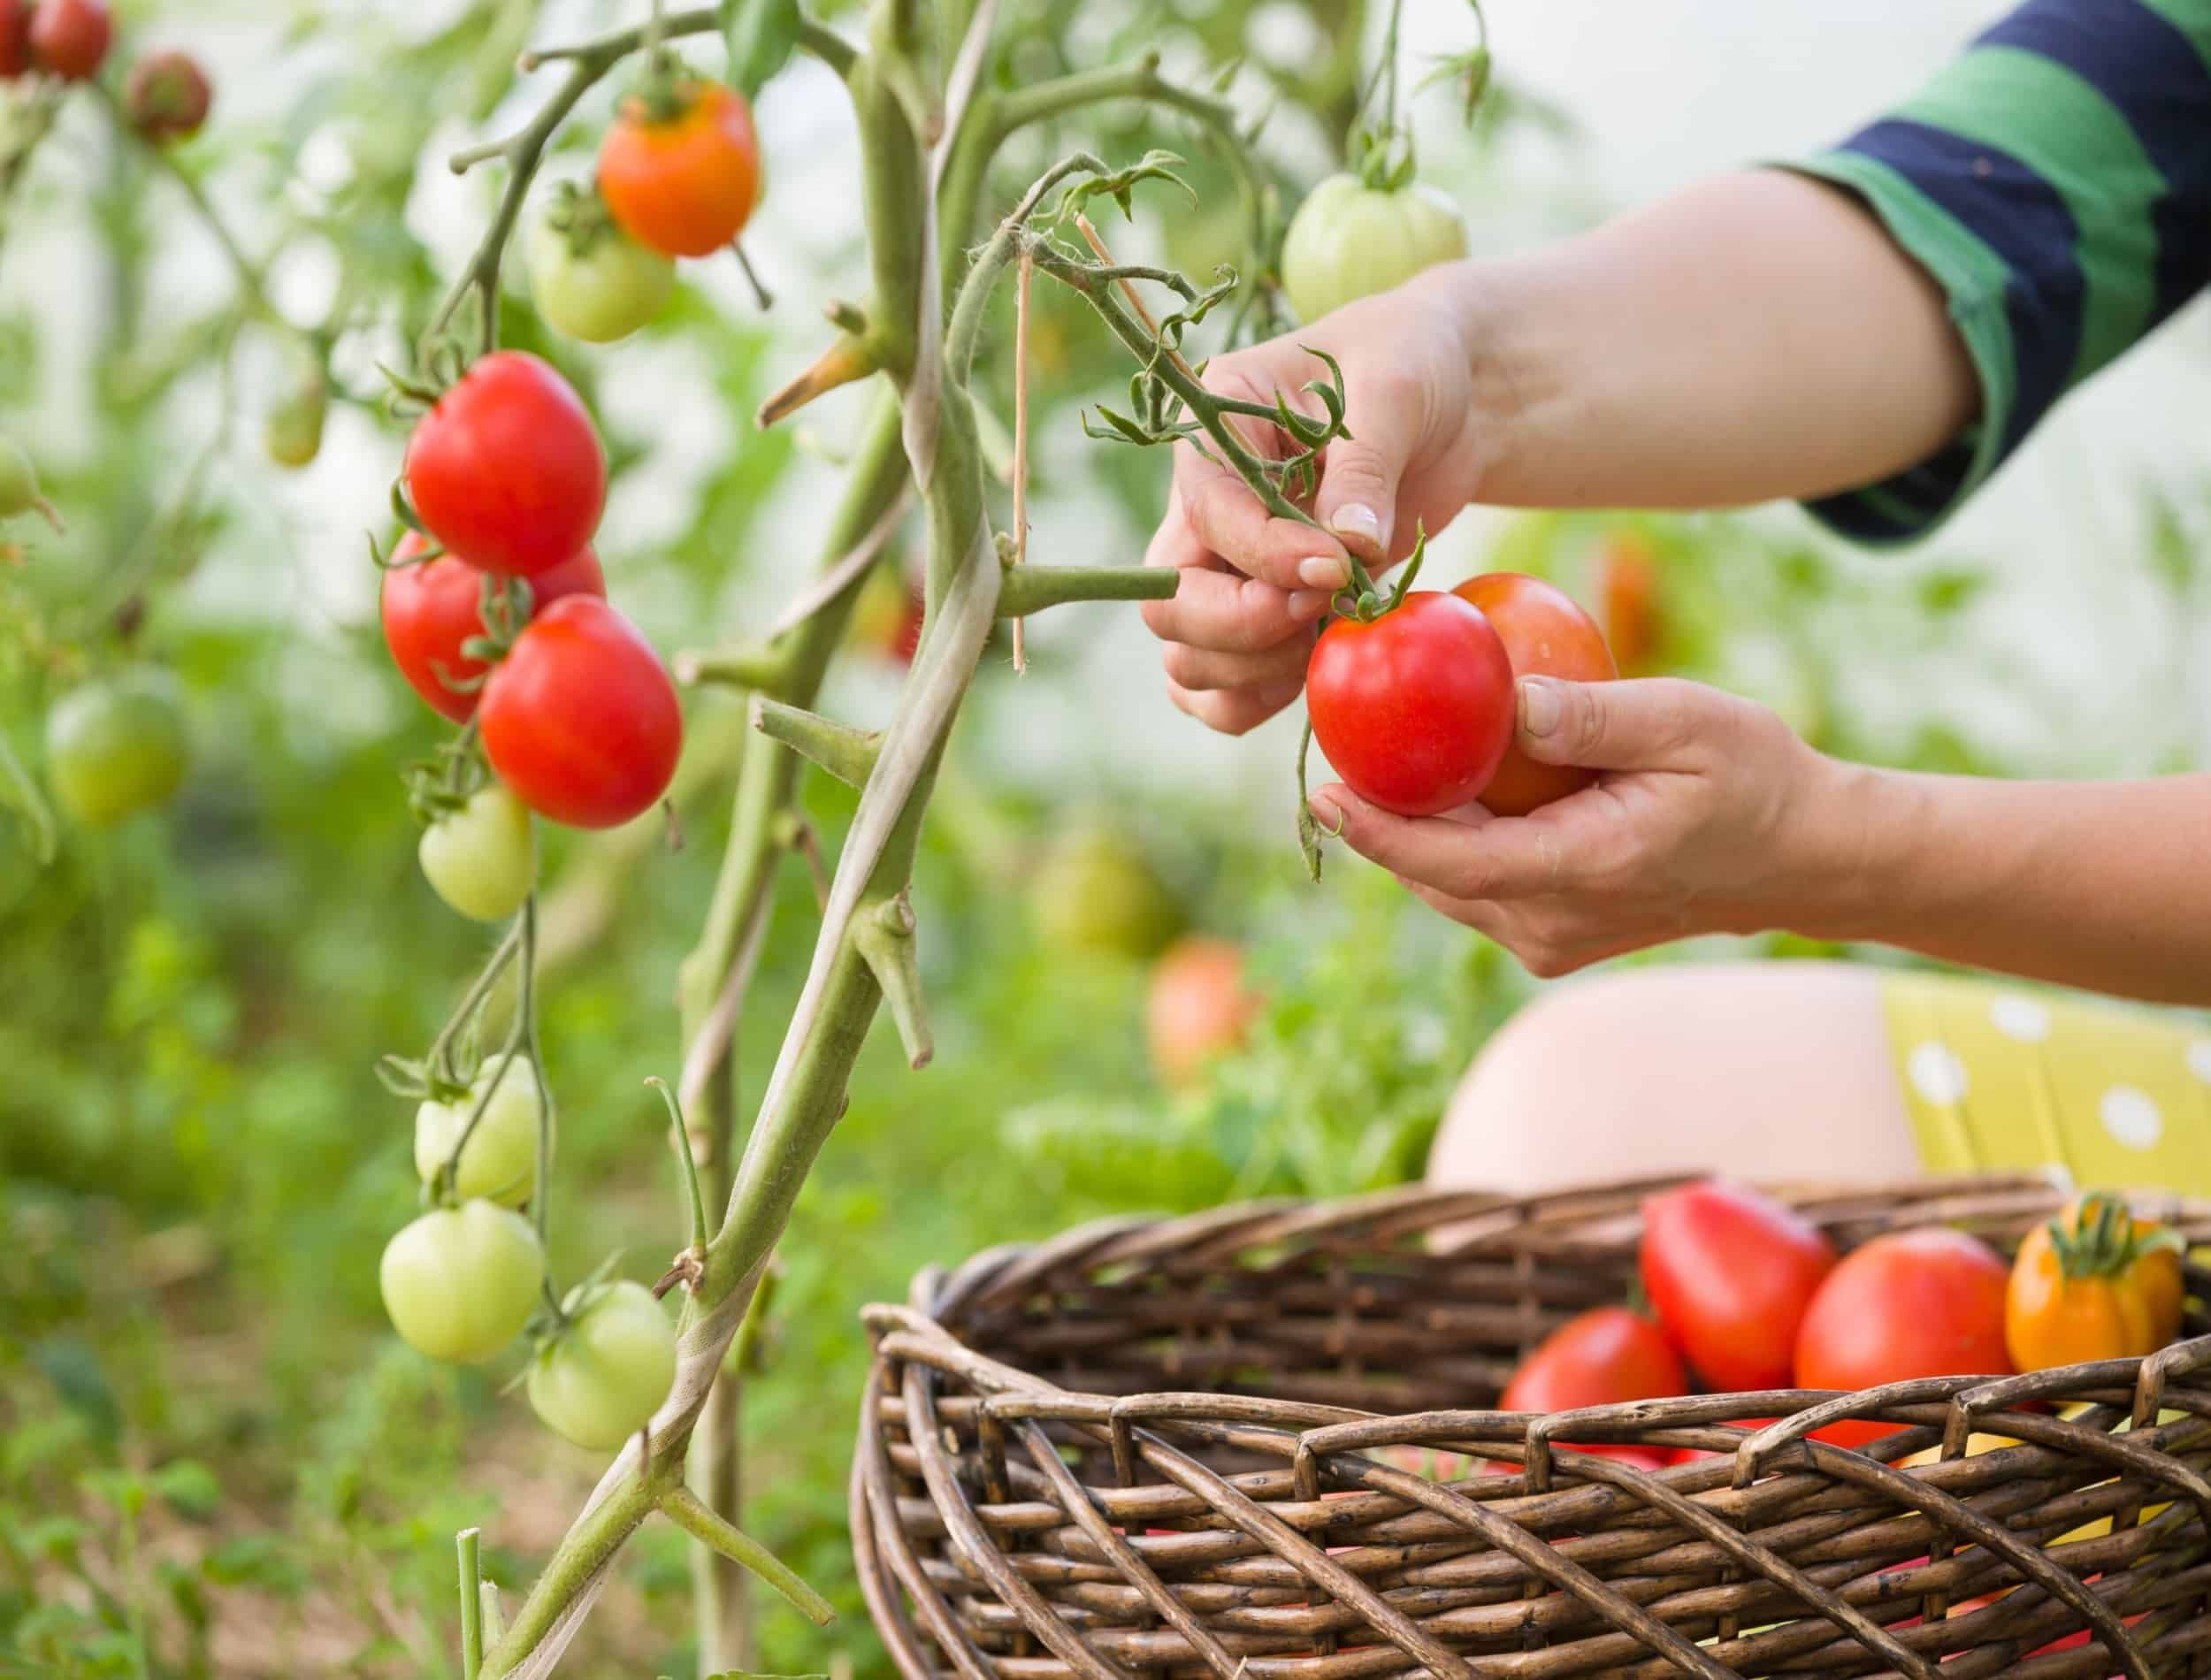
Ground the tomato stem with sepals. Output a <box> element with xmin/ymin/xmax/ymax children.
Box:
<box><xmin>458</xmin><ymin>1529</ymin><xmax>486</xmax><ymax>1680</ymax></box>
<box><xmin>646</xmin><ymin>1077</ymin><xmax>711</xmax><ymax>1259</ymax></box>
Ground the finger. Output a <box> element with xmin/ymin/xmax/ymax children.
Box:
<box><xmin>1309</xmin><ymin>783</ymin><xmax>1561</xmax><ymax>900</ymax></box>
<box><xmin>1142</xmin><ymin>562</ymin><xmax>1330</xmax><ymax>651</ymax></box>
<box><xmin>1312</xmin><ymin>416</ymin><xmax>1416</xmax><ymax>569</ymax></box>
<box><xmin>1516</xmin><ymin>676</ymin><xmax>1733</xmax><ymax>772</ymax></box>
<box><xmin>1167</xmin><ymin>676</ymin><xmax>1304</xmax><ymax>737</ymax></box>
<box><xmin>1162</xmin><ymin>632</ymin><xmax>1313</xmax><ymax>693</ymax></box>
<box><xmin>1398</xmin><ymin>877</ymin><xmax>1507</xmax><ymax>936</ymax></box>
<box><xmin>1174</xmin><ymin>443</ymin><xmax>1353</xmax><ymax>594</ymax></box>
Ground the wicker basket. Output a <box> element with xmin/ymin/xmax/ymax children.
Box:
<box><xmin>853</xmin><ymin>1175</ymin><xmax>2211</xmax><ymax>1680</ymax></box>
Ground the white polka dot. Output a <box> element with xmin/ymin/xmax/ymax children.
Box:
<box><xmin>1909</xmin><ymin>1042</ymin><xmax>1970</xmax><ymax>1106</ymax></box>
<box><xmin>2186</xmin><ymin>1039</ymin><xmax>2211</xmax><ymax>1084</ymax></box>
<box><xmin>1987</xmin><ymin>996</ymin><xmax>2052</xmax><ymax>1042</ymax></box>
<box><xmin>2100</xmin><ymin>1086</ymin><xmax>2163</xmax><ymax>1150</ymax></box>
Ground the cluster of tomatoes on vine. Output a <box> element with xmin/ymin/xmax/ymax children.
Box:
<box><xmin>1</xmin><ymin>0</ymin><xmax>210</xmax><ymax>139</ymax></box>
<box><xmin>371</xmin><ymin>56</ymin><xmax>769</xmax><ymax>1450</ymax></box>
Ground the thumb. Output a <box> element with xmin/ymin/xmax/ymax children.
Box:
<box><xmin>1516</xmin><ymin>676</ymin><xmax>1721</xmax><ymax>771</ymax></box>
<box><xmin>1312</xmin><ymin>432</ymin><xmax>1407</xmax><ymax>569</ymax></box>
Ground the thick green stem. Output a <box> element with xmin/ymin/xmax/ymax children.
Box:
<box><xmin>996</xmin><ymin>562</ymin><xmax>1178</xmax><ymax>616</ymax></box>
<box><xmin>458</xmin><ymin>1530</ymin><xmax>485</xmax><ymax>1680</ymax></box>
<box><xmin>661</xmin><ymin>1485</ymin><xmax>836</xmax><ymax>1625</ymax></box>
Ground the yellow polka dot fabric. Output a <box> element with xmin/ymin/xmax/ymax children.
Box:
<box><xmin>1881</xmin><ymin>974</ymin><xmax>2211</xmax><ymax>1192</ymax></box>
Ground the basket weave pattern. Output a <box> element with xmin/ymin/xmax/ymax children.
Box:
<box><xmin>853</xmin><ymin>1177</ymin><xmax>2211</xmax><ymax>1680</ymax></box>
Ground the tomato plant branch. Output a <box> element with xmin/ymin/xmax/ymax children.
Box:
<box><xmin>457</xmin><ymin>1529</ymin><xmax>486</xmax><ymax>1680</ymax></box>
<box><xmin>659</xmin><ymin>1485</ymin><xmax>836</xmax><ymax>1624</ymax></box>
<box><xmin>646</xmin><ymin>1076</ymin><xmax>710</xmax><ymax>1257</ymax></box>
<box><xmin>995</xmin><ymin>561</ymin><xmax>1177</xmax><ymax>615</ymax></box>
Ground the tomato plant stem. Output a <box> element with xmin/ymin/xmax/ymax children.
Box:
<box><xmin>458</xmin><ymin>1529</ymin><xmax>485</xmax><ymax>1680</ymax></box>
<box><xmin>661</xmin><ymin>1485</ymin><xmax>836</xmax><ymax>1624</ymax></box>
<box><xmin>645</xmin><ymin>1077</ymin><xmax>711</xmax><ymax>1256</ymax></box>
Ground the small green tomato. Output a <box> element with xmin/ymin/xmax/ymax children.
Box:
<box><xmin>414</xmin><ymin>1056</ymin><xmax>543</xmax><ymax>1207</ymax></box>
<box><xmin>264</xmin><ymin>369</ymin><xmax>327</xmax><ymax>469</ymax></box>
<box><xmin>379</xmin><ymin>1199</ymin><xmax>544</xmax><ymax>1365</ymax></box>
<box><xmin>45</xmin><ymin>668</ymin><xmax>189</xmax><ymax>827</ymax></box>
<box><xmin>525</xmin><ymin>187</ymin><xmax>676</xmax><ymax>345</ymax></box>
<box><xmin>1280</xmin><ymin>173</ymin><xmax>1470</xmax><ymax>324</ymax></box>
<box><xmin>419</xmin><ymin>782</ymin><xmax>536</xmax><ymax>922</ymax></box>
<box><xmin>527</xmin><ymin>1279</ymin><xmax>678</xmax><ymax>1449</ymax></box>
<box><xmin>1027</xmin><ymin>828</ymin><xmax>1185</xmax><ymax>960</ymax></box>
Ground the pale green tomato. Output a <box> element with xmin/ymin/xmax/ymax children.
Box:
<box><xmin>379</xmin><ymin>1200</ymin><xmax>544</xmax><ymax>1365</ymax></box>
<box><xmin>1027</xmin><ymin>829</ymin><xmax>1185</xmax><ymax>960</ymax></box>
<box><xmin>1280</xmin><ymin>173</ymin><xmax>1470</xmax><ymax>324</ymax></box>
<box><xmin>264</xmin><ymin>369</ymin><xmax>326</xmax><ymax>469</ymax></box>
<box><xmin>419</xmin><ymin>783</ymin><xmax>536</xmax><ymax>922</ymax></box>
<box><xmin>527</xmin><ymin>1279</ymin><xmax>677</xmax><ymax>1449</ymax></box>
<box><xmin>525</xmin><ymin>204</ymin><xmax>676</xmax><ymax>344</ymax></box>
<box><xmin>45</xmin><ymin>668</ymin><xmax>189</xmax><ymax>827</ymax></box>
<box><xmin>414</xmin><ymin>1056</ymin><xmax>543</xmax><ymax>1207</ymax></box>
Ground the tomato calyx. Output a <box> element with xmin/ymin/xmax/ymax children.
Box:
<box><xmin>2046</xmin><ymin>1193</ymin><xmax>2182</xmax><ymax>1282</ymax></box>
<box><xmin>1331</xmin><ymin>522</ymin><xmax>1427</xmax><ymax>622</ymax></box>
<box><xmin>621</xmin><ymin>56</ymin><xmax>709</xmax><ymax>129</ymax></box>
<box><xmin>539</xmin><ymin>177</ymin><xmax>625</xmax><ymax>262</ymax></box>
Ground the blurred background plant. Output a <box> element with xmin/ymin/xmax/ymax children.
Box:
<box><xmin>3</xmin><ymin>0</ymin><xmax>2208</xmax><ymax>1676</ymax></box>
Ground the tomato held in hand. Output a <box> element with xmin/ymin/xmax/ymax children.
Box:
<box><xmin>124</xmin><ymin>50</ymin><xmax>212</xmax><ymax>142</ymax></box>
<box><xmin>1499</xmin><ymin>1307</ymin><xmax>1687</xmax><ymax>1472</ymax></box>
<box><xmin>1281</xmin><ymin>174</ymin><xmax>1468</xmax><ymax>324</ymax></box>
<box><xmin>380</xmin><ymin>533</ymin><xmax>606</xmax><ymax>723</ymax></box>
<box><xmin>1307</xmin><ymin>592</ymin><xmax>1514</xmax><ymax>818</ymax></box>
<box><xmin>1640</xmin><ymin>1180</ymin><xmax>1836</xmax><ymax>1393</ymax></box>
<box><xmin>379</xmin><ymin>1199</ymin><xmax>544</xmax><ymax>1364</ymax></box>
<box><xmin>478</xmin><ymin>597</ymin><xmax>683</xmax><ymax>829</ymax></box>
<box><xmin>525</xmin><ymin>185</ymin><xmax>675</xmax><ymax>344</ymax></box>
<box><xmin>418</xmin><ymin>782</ymin><xmax>537</xmax><ymax>923</ymax></box>
<box><xmin>1795</xmin><ymin>1227</ymin><xmax>2013</xmax><ymax>1448</ymax></box>
<box><xmin>45</xmin><ymin>668</ymin><xmax>189</xmax><ymax>827</ymax></box>
<box><xmin>403</xmin><ymin>351</ymin><xmax>606</xmax><ymax>577</ymax></box>
<box><xmin>414</xmin><ymin>1055</ymin><xmax>543</xmax><ymax>1208</ymax></box>
<box><xmin>1451</xmin><ymin>572</ymin><xmax>1617</xmax><ymax>816</ymax></box>
<box><xmin>1146</xmin><ymin>936</ymin><xmax>1264</xmax><ymax>1088</ymax></box>
<box><xmin>598</xmin><ymin>79</ymin><xmax>761</xmax><ymax>259</ymax></box>
<box><xmin>527</xmin><ymin>1279</ymin><xmax>678</xmax><ymax>1449</ymax></box>
<box><xmin>28</xmin><ymin>0</ymin><xmax>110</xmax><ymax>81</ymax></box>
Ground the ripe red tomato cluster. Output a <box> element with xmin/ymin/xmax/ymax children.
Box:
<box><xmin>1305</xmin><ymin>569</ymin><xmax>1614</xmax><ymax>820</ymax></box>
<box><xmin>393</xmin><ymin>351</ymin><xmax>681</xmax><ymax>829</ymax></box>
<box><xmin>1488</xmin><ymin>1180</ymin><xmax>2016</xmax><ymax>1474</ymax></box>
<box><xmin>2</xmin><ymin>0</ymin><xmax>213</xmax><ymax>146</ymax></box>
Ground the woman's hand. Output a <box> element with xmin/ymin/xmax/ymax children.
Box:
<box><xmin>1140</xmin><ymin>272</ymin><xmax>1496</xmax><ymax>736</ymax></box>
<box><xmin>1311</xmin><ymin>676</ymin><xmax>1842</xmax><ymax>975</ymax></box>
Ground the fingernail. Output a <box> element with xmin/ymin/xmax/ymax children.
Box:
<box><xmin>1288</xmin><ymin>589</ymin><xmax>1332</xmax><ymax>621</ymax></box>
<box><xmin>1298</xmin><ymin>554</ymin><xmax>1350</xmax><ymax>590</ymax></box>
<box><xmin>1519</xmin><ymin>676</ymin><xmax>1563</xmax><ymax>737</ymax></box>
<box><xmin>1329</xmin><ymin>504</ymin><xmax>1381</xmax><ymax>546</ymax></box>
<box><xmin>1308</xmin><ymin>791</ymin><xmax>1342</xmax><ymax>829</ymax></box>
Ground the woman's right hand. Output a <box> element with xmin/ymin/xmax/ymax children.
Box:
<box><xmin>1138</xmin><ymin>271</ymin><xmax>1494</xmax><ymax>735</ymax></box>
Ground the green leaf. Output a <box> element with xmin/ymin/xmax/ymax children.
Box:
<box><xmin>153</xmin><ymin>1459</ymin><xmax>223</xmax><ymax>1522</ymax></box>
<box><xmin>722</xmin><ymin>0</ymin><xmax>803</xmax><ymax>100</ymax></box>
<box><xmin>33</xmin><ymin>1339</ymin><xmax>122</xmax><ymax>1444</ymax></box>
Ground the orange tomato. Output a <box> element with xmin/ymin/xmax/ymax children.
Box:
<box><xmin>1145</xmin><ymin>937</ymin><xmax>1263</xmax><ymax>1089</ymax></box>
<box><xmin>599</xmin><ymin>80</ymin><xmax>761</xmax><ymax>258</ymax></box>
<box><xmin>2006</xmin><ymin>1193</ymin><xmax>2184</xmax><ymax>1372</ymax></box>
<box><xmin>1597</xmin><ymin>532</ymin><xmax>1662</xmax><ymax>674</ymax></box>
<box><xmin>1450</xmin><ymin>572</ymin><xmax>1616</xmax><ymax>816</ymax></box>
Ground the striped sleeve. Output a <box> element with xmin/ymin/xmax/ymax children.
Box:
<box><xmin>1780</xmin><ymin>0</ymin><xmax>2211</xmax><ymax>546</ymax></box>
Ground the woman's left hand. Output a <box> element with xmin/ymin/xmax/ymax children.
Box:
<box><xmin>1310</xmin><ymin>676</ymin><xmax>1848</xmax><ymax>975</ymax></box>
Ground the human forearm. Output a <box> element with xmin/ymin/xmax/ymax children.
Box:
<box><xmin>1426</xmin><ymin>170</ymin><xmax>1980</xmax><ymax>511</ymax></box>
<box><xmin>1795</xmin><ymin>764</ymin><xmax>2211</xmax><ymax>1005</ymax></box>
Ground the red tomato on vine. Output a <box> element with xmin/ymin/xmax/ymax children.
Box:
<box><xmin>380</xmin><ymin>534</ymin><xmax>606</xmax><ymax>723</ymax></box>
<box><xmin>1306</xmin><ymin>589</ymin><xmax>1514</xmax><ymax>818</ymax></box>
<box><xmin>403</xmin><ymin>351</ymin><xmax>606</xmax><ymax>578</ymax></box>
<box><xmin>598</xmin><ymin>80</ymin><xmax>761</xmax><ymax>259</ymax></box>
<box><xmin>479</xmin><ymin>596</ymin><xmax>682</xmax><ymax>829</ymax></box>
<box><xmin>1450</xmin><ymin>571</ymin><xmax>1617</xmax><ymax>817</ymax></box>
<box><xmin>124</xmin><ymin>50</ymin><xmax>213</xmax><ymax>143</ymax></box>
<box><xmin>27</xmin><ymin>0</ymin><xmax>109</xmax><ymax>80</ymax></box>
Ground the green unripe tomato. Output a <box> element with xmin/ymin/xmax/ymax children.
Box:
<box><xmin>1027</xmin><ymin>829</ymin><xmax>1185</xmax><ymax>961</ymax></box>
<box><xmin>418</xmin><ymin>782</ymin><xmax>537</xmax><ymax>922</ymax></box>
<box><xmin>525</xmin><ymin>194</ymin><xmax>675</xmax><ymax>345</ymax></box>
<box><xmin>379</xmin><ymin>1199</ymin><xmax>544</xmax><ymax>1364</ymax></box>
<box><xmin>264</xmin><ymin>369</ymin><xmax>326</xmax><ymax>469</ymax></box>
<box><xmin>1280</xmin><ymin>173</ymin><xmax>1469</xmax><ymax>324</ymax></box>
<box><xmin>527</xmin><ymin>1279</ymin><xmax>677</xmax><ymax>1449</ymax></box>
<box><xmin>45</xmin><ymin>668</ymin><xmax>189</xmax><ymax>827</ymax></box>
<box><xmin>414</xmin><ymin>1056</ymin><xmax>543</xmax><ymax>1207</ymax></box>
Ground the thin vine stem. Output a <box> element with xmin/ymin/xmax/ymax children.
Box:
<box><xmin>425</xmin><ymin>920</ymin><xmax>525</xmax><ymax>1083</ymax></box>
<box><xmin>646</xmin><ymin>1077</ymin><xmax>710</xmax><ymax>1256</ymax></box>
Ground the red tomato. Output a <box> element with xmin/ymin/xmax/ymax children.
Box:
<box><xmin>28</xmin><ymin>0</ymin><xmax>108</xmax><ymax>80</ymax></box>
<box><xmin>1145</xmin><ymin>937</ymin><xmax>1263</xmax><ymax>1088</ymax></box>
<box><xmin>1641</xmin><ymin>1181</ymin><xmax>1837</xmax><ymax>1393</ymax></box>
<box><xmin>1794</xmin><ymin>1228</ymin><xmax>2012</xmax><ymax>1447</ymax></box>
<box><xmin>1599</xmin><ymin>532</ymin><xmax>1662</xmax><ymax>675</ymax></box>
<box><xmin>598</xmin><ymin>80</ymin><xmax>761</xmax><ymax>259</ymax></box>
<box><xmin>379</xmin><ymin>534</ymin><xmax>606</xmax><ymax>723</ymax></box>
<box><xmin>403</xmin><ymin>351</ymin><xmax>606</xmax><ymax>578</ymax></box>
<box><xmin>0</xmin><ymin>0</ymin><xmax>33</xmax><ymax>76</ymax></box>
<box><xmin>478</xmin><ymin>597</ymin><xmax>682</xmax><ymax>829</ymax></box>
<box><xmin>1498</xmin><ymin>1307</ymin><xmax>1687</xmax><ymax>1471</ymax></box>
<box><xmin>123</xmin><ymin>49</ymin><xmax>213</xmax><ymax>142</ymax></box>
<box><xmin>1306</xmin><ymin>592</ymin><xmax>1514</xmax><ymax>818</ymax></box>
<box><xmin>1450</xmin><ymin>572</ymin><xmax>1617</xmax><ymax>816</ymax></box>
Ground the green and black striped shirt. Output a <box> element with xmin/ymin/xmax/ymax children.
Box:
<box><xmin>1786</xmin><ymin>0</ymin><xmax>2211</xmax><ymax>544</ymax></box>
